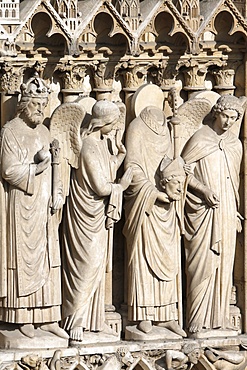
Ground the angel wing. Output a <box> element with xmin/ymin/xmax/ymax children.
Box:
<box><xmin>175</xmin><ymin>98</ymin><xmax>212</xmax><ymax>154</ymax></box>
<box><xmin>231</xmin><ymin>95</ymin><xmax>247</xmax><ymax>137</ymax></box>
<box><xmin>50</xmin><ymin>102</ymin><xmax>86</xmax><ymax>204</ymax></box>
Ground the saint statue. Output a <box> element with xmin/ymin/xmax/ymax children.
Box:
<box><xmin>0</xmin><ymin>74</ymin><xmax>68</xmax><ymax>339</ymax></box>
<box><xmin>182</xmin><ymin>95</ymin><xmax>244</xmax><ymax>334</ymax></box>
<box><xmin>123</xmin><ymin>106</ymin><xmax>186</xmax><ymax>337</ymax></box>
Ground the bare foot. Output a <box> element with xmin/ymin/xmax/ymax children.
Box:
<box><xmin>188</xmin><ymin>323</ymin><xmax>202</xmax><ymax>333</ymax></box>
<box><xmin>19</xmin><ymin>324</ymin><xmax>35</xmax><ymax>338</ymax></box>
<box><xmin>157</xmin><ymin>320</ymin><xmax>187</xmax><ymax>337</ymax></box>
<box><xmin>137</xmin><ymin>320</ymin><xmax>152</xmax><ymax>334</ymax></box>
<box><xmin>69</xmin><ymin>326</ymin><xmax>83</xmax><ymax>341</ymax></box>
<box><xmin>40</xmin><ymin>322</ymin><xmax>69</xmax><ymax>339</ymax></box>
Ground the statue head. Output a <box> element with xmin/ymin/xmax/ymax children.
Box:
<box><xmin>183</xmin><ymin>341</ymin><xmax>202</xmax><ymax>365</ymax></box>
<box><xmin>160</xmin><ymin>156</ymin><xmax>186</xmax><ymax>201</ymax></box>
<box><xmin>87</xmin><ymin>100</ymin><xmax>120</xmax><ymax>135</ymax></box>
<box><xmin>17</xmin><ymin>73</ymin><xmax>50</xmax><ymax>127</ymax></box>
<box><xmin>212</xmin><ymin>95</ymin><xmax>243</xmax><ymax>120</ymax></box>
<box><xmin>212</xmin><ymin>95</ymin><xmax>244</xmax><ymax>134</ymax></box>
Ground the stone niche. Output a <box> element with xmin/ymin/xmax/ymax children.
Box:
<box><xmin>1</xmin><ymin>0</ymin><xmax>247</xmax><ymax>370</ymax></box>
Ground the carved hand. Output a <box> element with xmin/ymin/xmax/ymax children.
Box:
<box><xmin>119</xmin><ymin>167</ymin><xmax>133</xmax><ymax>191</ymax></box>
<box><xmin>184</xmin><ymin>163</ymin><xmax>193</xmax><ymax>175</ymax></box>
<box><xmin>237</xmin><ymin>212</ymin><xmax>244</xmax><ymax>233</ymax></box>
<box><xmin>115</xmin><ymin>129</ymin><xmax>126</xmax><ymax>155</ymax></box>
<box><xmin>35</xmin><ymin>156</ymin><xmax>50</xmax><ymax>175</ymax></box>
<box><xmin>116</xmin><ymin>129</ymin><xmax>127</xmax><ymax>169</ymax></box>
<box><xmin>204</xmin><ymin>188</ymin><xmax>220</xmax><ymax>208</ymax></box>
<box><xmin>52</xmin><ymin>194</ymin><xmax>63</xmax><ymax>213</ymax></box>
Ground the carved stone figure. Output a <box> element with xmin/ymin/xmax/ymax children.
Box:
<box><xmin>182</xmin><ymin>95</ymin><xmax>244</xmax><ymax>335</ymax></box>
<box><xmin>123</xmin><ymin>106</ymin><xmax>186</xmax><ymax>337</ymax></box>
<box><xmin>0</xmin><ymin>74</ymin><xmax>68</xmax><ymax>339</ymax></box>
<box><xmin>155</xmin><ymin>341</ymin><xmax>202</xmax><ymax>370</ymax></box>
<box><xmin>60</xmin><ymin>100</ymin><xmax>132</xmax><ymax>341</ymax></box>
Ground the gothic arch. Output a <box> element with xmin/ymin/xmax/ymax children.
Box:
<box><xmin>31</xmin><ymin>12</ymin><xmax>67</xmax><ymax>54</ymax></box>
<box><xmin>93</xmin><ymin>11</ymin><xmax>128</xmax><ymax>55</ymax></box>
<box><xmin>154</xmin><ymin>11</ymin><xmax>189</xmax><ymax>53</ymax></box>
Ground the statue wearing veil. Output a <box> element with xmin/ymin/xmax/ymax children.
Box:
<box><xmin>124</xmin><ymin>106</ymin><xmax>186</xmax><ymax>337</ymax></box>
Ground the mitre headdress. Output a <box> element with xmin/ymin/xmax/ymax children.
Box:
<box><xmin>160</xmin><ymin>155</ymin><xmax>185</xmax><ymax>180</ymax></box>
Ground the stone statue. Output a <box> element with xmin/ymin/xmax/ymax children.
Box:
<box><xmin>155</xmin><ymin>341</ymin><xmax>202</xmax><ymax>370</ymax></box>
<box><xmin>57</xmin><ymin>99</ymin><xmax>132</xmax><ymax>341</ymax></box>
<box><xmin>181</xmin><ymin>95</ymin><xmax>244</xmax><ymax>335</ymax></box>
<box><xmin>123</xmin><ymin>106</ymin><xmax>186</xmax><ymax>338</ymax></box>
<box><xmin>0</xmin><ymin>74</ymin><xmax>68</xmax><ymax>339</ymax></box>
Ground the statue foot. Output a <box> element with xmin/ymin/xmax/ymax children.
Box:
<box><xmin>188</xmin><ymin>323</ymin><xmax>202</xmax><ymax>333</ymax></box>
<box><xmin>69</xmin><ymin>326</ymin><xmax>83</xmax><ymax>341</ymax></box>
<box><xmin>157</xmin><ymin>320</ymin><xmax>187</xmax><ymax>337</ymax></box>
<box><xmin>40</xmin><ymin>322</ymin><xmax>69</xmax><ymax>339</ymax></box>
<box><xmin>19</xmin><ymin>324</ymin><xmax>35</xmax><ymax>338</ymax></box>
<box><xmin>137</xmin><ymin>320</ymin><xmax>152</xmax><ymax>334</ymax></box>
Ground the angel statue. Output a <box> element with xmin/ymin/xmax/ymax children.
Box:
<box><xmin>50</xmin><ymin>99</ymin><xmax>132</xmax><ymax>341</ymax></box>
<box><xmin>0</xmin><ymin>74</ymin><xmax>68</xmax><ymax>340</ymax></box>
<box><xmin>181</xmin><ymin>94</ymin><xmax>245</xmax><ymax>335</ymax></box>
<box><xmin>123</xmin><ymin>105</ymin><xmax>186</xmax><ymax>339</ymax></box>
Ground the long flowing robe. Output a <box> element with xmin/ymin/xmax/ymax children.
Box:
<box><xmin>62</xmin><ymin>134</ymin><xmax>122</xmax><ymax>332</ymax></box>
<box><xmin>0</xmin><ymin>117</ymin><xmax>61</xmax><ymax>324</ymax></box>
<box><xmin>123</xmin><ymin>112</ymin><xmax>182</xmax><ymax>322</ymax></box>
<box><xmin>182</xmin><ymin>124</ymin><xmax>242</xmax><ymax>330</ymax></box>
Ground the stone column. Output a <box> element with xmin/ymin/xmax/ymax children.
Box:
<box><xmin>57</xmin><ymin>62</ymin><xmax>89</xmax><ymax>103</ymax></box>
<box><xmin>212</xmin><ymin>68</ymin><xmax>236</xmax><ymax>95</ymax></box>
<box><xmin>0</xmin><ymin>63</ymin><xmax>21</xmax><ymax>126</ymax></box>
<box><xmin>182</xmin><ymin>63</ymin><xmax>207</xmax><ymax>98</ymax></box>
<box><xmin>92</xmin><ymin>61</ymin><xmax>114</xmax><ymax>101</ymax></box>
<box><xmin>118</xmin><ymin>61</ymin><xmax>148</xmax><ymax>124</ymax></box>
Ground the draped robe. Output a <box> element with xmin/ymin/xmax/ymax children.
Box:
<box><xmin>62</xmin><ymin>134</ymin><xmax>122</xmax><ymax>332</ymax></box>
<box><xmin>123</xmin><ymin>112</ymin><xmax>182</xmax><ymax>322</ymax></box>
<box><xmin>0</xmin><ymin>117</ymin><xmax>61</xmax><ymax>324</ymax></box>
<box><xmin>182</xmin><ymin>124</ymin><xmax>242</xmax><ymax>331</ymax></box>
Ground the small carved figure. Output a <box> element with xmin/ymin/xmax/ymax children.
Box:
<box><xmin>123</xmin><ymin>106</ymin><xmax>186</xmax><ymax>337</ymax></box>
<box><xmin>182</xmin><ymin>95</ymin><xmax>244</xmax><ymax>334</ymax></box>
<box><xmin>60</xmin><ymin>100</ymin><xmax>132</xmax><ymax>341</ymax></box>
<box><xmin>0</xmin><ymin>74</ymin><xmax>68</xmax><ymax>339</ymax></box>
<box><xmin>155</xmin><ymin>341</ymin><xmax>202</xmax><ymax>370</ymax></box>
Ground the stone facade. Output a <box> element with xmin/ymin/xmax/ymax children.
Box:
<box><xmin>1</xmin><ymin>1</ymin><xmax>247</xmax><ymax>369</ymax></box>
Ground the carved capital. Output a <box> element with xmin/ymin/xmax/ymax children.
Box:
<box><xmin>56</xmin><ymin>61</ymin><xmax>87</xmax><ymax>90</ymax></box>
<box><xmin>117</xmin><ymin>61</ymin><xmax>147</xmax><ymax>89</ymax></box>
<box><xmin>149</xmin><ymin>61</ymin><xmax>179</xmax><ymax>90</ymax></box>
<box><xmin>91</xmin><ymin>61</ymin><xmax>114</xmax><ymax>91</ymax></box>
<box><xmin>211</xmin><ymin>68</ymin><xmax>235</xmax><ymax>90</ymax></box>
<box><xmin>182</xmin><ymin>64</ymin><xmax>207</xmax><ymax>90</ymax></box>
<box><xmin>0</xmin><ymin>63</ymin><xmax>22</xmax><ymax>94</ymax></box>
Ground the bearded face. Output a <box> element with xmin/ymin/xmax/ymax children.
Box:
<box><xmin>22</xmin><ymin>97</ymin><xmax>48</xmax><ymax>127</ymax></box>
<box><xmin>162</xmin><ymin>175</ymin><xmax>185</xmax><ymax>201</ymax></box>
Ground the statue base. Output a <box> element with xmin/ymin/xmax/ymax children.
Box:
<box><xmin>125</xmin><ymin>325</ymin><xmax>182</xmax><ymax>341</ymax></box>
<box><xmin>0</xmin><ymin>324</ymin><xmax>68</xmax><ymax>349</ymax></box>
<box><xmin>105</xmin><ymin>311</ymin><xmax>122</xmax><ymax>340</ymax></box>
<box><xmin>190</xmin><ymin>328</ymin><xmax>239</xmax><ymax>339</ymax></box>
<box><xmin>69</xmin><ymin>329</ymin><xmax>120</xmax><ymax>346</ymax></box>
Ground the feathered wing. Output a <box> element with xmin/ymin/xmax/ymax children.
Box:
<box><xmin>50</xmin><ymin>102</ymin><xmax>86</xmax><ymax>204</ymax></box>
<box><xmin>176</xmin><ymin>98</ymin><xmax>212</xmax><ymax>154</ymax></box>
<box><xmin>231</xmin><ymin>96</ymin><xmax>247</xmax><ymax>137</ymax></box>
